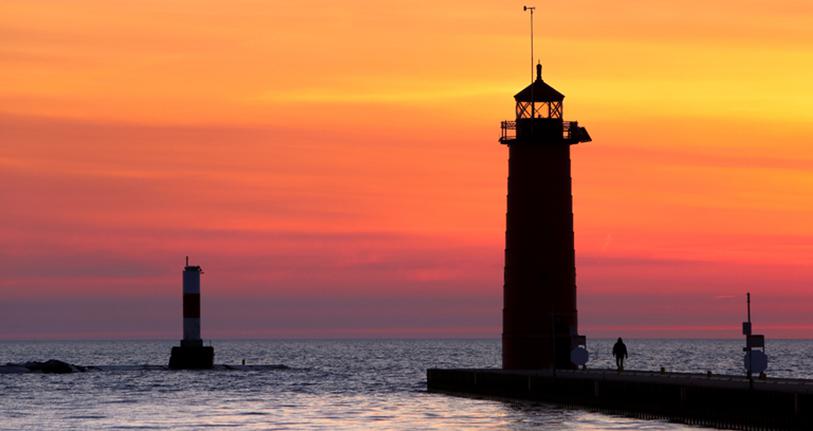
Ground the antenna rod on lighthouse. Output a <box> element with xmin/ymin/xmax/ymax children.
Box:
<box><xmin>523</xmin><ymin>5</ymin><xmax>536</xmax><ymax>85</ymax></box>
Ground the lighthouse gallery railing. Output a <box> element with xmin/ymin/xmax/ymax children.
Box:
<box><xmin>499</xmin><ymin>120</ymin><xmax>580</xmax><ymax>144</ymax></box>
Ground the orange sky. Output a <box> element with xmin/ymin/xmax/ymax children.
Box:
<box><xmin>1</xmin><ymin>0</ymin><xmax>812</xmax><ymax>339</ymax></box>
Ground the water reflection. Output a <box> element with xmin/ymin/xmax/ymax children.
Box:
<box><xmin>4</xmin><ymin>339</ymin><xmax>811</xmax><ymax>430</ymax></box>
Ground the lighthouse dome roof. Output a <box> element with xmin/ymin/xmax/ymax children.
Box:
<box><xmin>514</xmin><ymin>63</ymin><xmax>565</xmax><ymax>102</ymax></box>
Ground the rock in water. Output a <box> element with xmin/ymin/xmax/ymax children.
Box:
<box><xmin>0</xmin><ymin>364</ymin><xmax>29</xmax><ymax>374</ymax></box>
<box><xmin>21</xmin><ymin>359</ymin><xmax>83</xmax><ymax>374</ymax></box>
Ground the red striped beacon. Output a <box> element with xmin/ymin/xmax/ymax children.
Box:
<box><xmin>169</xmin><ymin>256</ymin><xmax>214</xmax><ymax>369</ymax></box>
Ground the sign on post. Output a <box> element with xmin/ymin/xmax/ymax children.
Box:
<box><xmin>748</xmin><ymin>334</ymin><xmax>765</xmax><ymax>348</ymax></box>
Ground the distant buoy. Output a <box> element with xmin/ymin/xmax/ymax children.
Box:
<box><xmin>570</xmin><ymin>347</ymin><xmax>589</xmax><ymax>367</ymax></box>
<box><xmin>744</xmin><ymin>350</ymin><xmax>768</xmax><ymax>374</ymax></box>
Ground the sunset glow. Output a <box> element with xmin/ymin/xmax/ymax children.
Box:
<box><xmin>2</xmin><ymin>0</ymin><xmax>812</xmax><ymax>339</ymax></box>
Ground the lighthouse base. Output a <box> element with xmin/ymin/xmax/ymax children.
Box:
<box><xmin>168</xmin><ymin>345</ymin><xmax>214</xmax><ymax>370</ymax></box>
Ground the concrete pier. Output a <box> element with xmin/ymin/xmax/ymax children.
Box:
<box><xmin>427</xmin><ymin>368</ymin><xmax>813</xmax><ymax>430</ymax></box>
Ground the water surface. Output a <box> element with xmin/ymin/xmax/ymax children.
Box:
<box><xmin>2</xmin><ymin>339</ymin><xmax>810</xmax><ymax>430</ymax></box>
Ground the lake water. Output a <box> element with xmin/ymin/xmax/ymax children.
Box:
<box><xmin>2</xmin><ymin>339</ymin><xmax>811</xmax><ymax>430</ymax></box>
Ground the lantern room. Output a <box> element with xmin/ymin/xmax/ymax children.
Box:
<box><xmin>499</xmin><ymin>62</ymin><xmax>591</xmax><ymax>146</ymax></box>
<box><xmin>514</xmin><ymin>63</ymin><xmax>564</xmax><ymax>120</ymax></box>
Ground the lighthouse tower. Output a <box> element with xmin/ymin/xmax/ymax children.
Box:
<box><xmin>499</xmin><ymin>62</ymin><xmax>591</xmax><ymax>369</ymax></box>
<box><xmin>169</xmin><ymin>257</ymin><xmax>214</xmax><ymax>369</ymax></box>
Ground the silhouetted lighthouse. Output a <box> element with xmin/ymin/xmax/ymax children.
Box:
<box><xmin>169</xmin><ymin>257</ymin><xmax>214</xmax><ymax>369</ymax></box>
<box><xmin>500</xmin><ymin>62</ymin><xmax>591</xmax><ymax>369</ymax></box>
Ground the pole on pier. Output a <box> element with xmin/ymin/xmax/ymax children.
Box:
<box><xmin>742</xmin><ymin>292</ymin><xmax>768</xmax><ymax>386</ymax></box>
<box><xmin>746</xmin><ymin>292</ymin><xmax>753</xmax><ymax>388</ymax></box>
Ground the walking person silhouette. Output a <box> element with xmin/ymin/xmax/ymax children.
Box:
<box><xmin>612</xmin><ymin>337</ymin><xmax>628</xmax><ymax>371</ymax></box>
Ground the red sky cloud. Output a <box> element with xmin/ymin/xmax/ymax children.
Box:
<box><xmin>1</xmin><ymin>1</ymin><xmax>812</xmax><ymax>339</ymax></box>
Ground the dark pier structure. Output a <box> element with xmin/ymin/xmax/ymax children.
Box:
<box><xmin>168</xmin><ymin>257</ymin><xmax>214</xmax><ymax>369</ymax></box>
<box><xmin>426</xmin><ymin>32</ymin><xmax>813</xmax><ymax>431</ymax></box>
<box><xmin>427</xmin><ymin>368</ymin><xmax>813</xmax><ymax>430</ymax></box>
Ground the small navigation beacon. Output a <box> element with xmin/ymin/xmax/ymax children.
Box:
<box><xmin>169</xmin><ymin>256</ymin><xmax>214</xmax><ymax>369</ymax></box>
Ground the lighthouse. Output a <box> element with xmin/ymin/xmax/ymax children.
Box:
<box><xmin>169</xmin><ymin>257</ymin><xmax>214</xmax><ymax>369</ymax></box>
<box><xmin>499</xmin><ymin>62</ymin><xmax>591</xmax><ymax>369</ymax></box>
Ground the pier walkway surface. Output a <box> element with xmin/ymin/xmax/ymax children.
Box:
<box><xmin>427</xmin><ymin>368</ymin><xmax>813</xmax><ymax>430</ymax></box>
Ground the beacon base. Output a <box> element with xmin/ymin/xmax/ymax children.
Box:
<box><xmin>168</xmin><ymin>345</ymin><xmax>214</xmax><ymax>370</ymax></box>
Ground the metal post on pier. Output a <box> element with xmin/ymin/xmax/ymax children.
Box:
<box><xmin>746</xmin><ymin>292</ymin><xmax>753</xmax><ymax>388</ymax></box>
